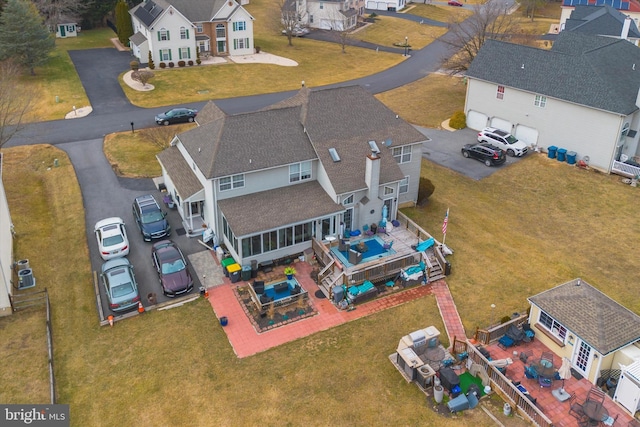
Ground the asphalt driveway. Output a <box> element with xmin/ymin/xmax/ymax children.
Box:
<box><xmin>68</xmin><ymin>49</ymin><xmax>135</xmax><ymax>115</ymax></box>
<box><xmin>417</xmin><ymin>126</ymin><xmax>528</xmax><ymax>180</ymax></box>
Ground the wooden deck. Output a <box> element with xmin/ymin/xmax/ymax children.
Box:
<box><xmin>313</xmin><ymin>212</ymin><xmax>447</xmax><ymax>300</ymax></box>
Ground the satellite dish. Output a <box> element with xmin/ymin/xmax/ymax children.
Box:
<box><xmin>384</xmin><ymin>138</ymin><xmax>392</xmax><ymax>147</ymax></box>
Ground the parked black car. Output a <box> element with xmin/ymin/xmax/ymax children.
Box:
<box><xmin>461</xmin><ymin>143</ymin><xmax>507</xmax><ymax>167</ymax></box>
<box><xmin>151</xmin><ymin>240</ymin><xmax>194</xmax><ymax>297</ymax></box>
<box><xmin>154</xmin><ymin>108</ymin><xmax>197</xmax><ymax>126</ymax></box>
<box><xmin>132</xmin><ymin>195</ymin><xmax>171</xmax><ymax>241</ymax></box>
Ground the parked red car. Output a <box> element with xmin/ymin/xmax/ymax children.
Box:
<box><xmin>448</xmin><ymin>0</ymin><xmax>463</xmax><ymax>6</ymax></box>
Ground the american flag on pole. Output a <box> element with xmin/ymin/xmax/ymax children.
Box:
<box><xmin>442</xmin><ymin>208</ymin><xmax>449</xmax><ymax>236</ymax></box>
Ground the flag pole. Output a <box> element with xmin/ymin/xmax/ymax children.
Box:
<box><xmin>442</xmin><ymin>208</ymin><xmax>449</xmax><ymax>246</ymax></box>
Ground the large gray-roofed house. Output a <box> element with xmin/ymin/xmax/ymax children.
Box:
<box><xmin>563</xmin><ymin>4</ymin><xmax>640</xmax><ymax>40</ymax></box>
<box><xmin>157</xmin><ymin>85</ymin><xmax>426</xmax><ymax>266</ymax></box>
<box><xmin>527</xmin><ymin>278</ymin><xmax>640</xmax><ymax>385</ymax></box>
<box><xmin>129</xmin><ymin>0</ymin><xmax>255</xmax><ymax>64</ymax></box>
<box><xmin>464</xmin><ymin>30</ymin><xmax>640</xmax><ymax>175</ymax></box>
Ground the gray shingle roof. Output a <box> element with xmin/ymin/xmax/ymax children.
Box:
<box><xmin>163</xmin><ymin>0</ymin><xmax>228</xmax><ymax>22</ymax></box>
<box><xmin>217</xmin><ymin>181</ymin><xmax>344</xmax><ymax>236</ymax></box>
<box><xmin>303</xmin><ymin>86</ymin><xmax>427</xmax><ymax>193</ymax></box>
<box><xmin>176</xmin><ymin>86</ymin><xmax>425</xmax><ymax>188</ymax></box>
<box><xmin>466</xmin><ymin>32</ymin><xmax>640</xmax><ymax>115</ymax></box>
<box><xmin>156</xmin><ymin>146</ymin><xmax>203</xmax><ymax>199</ymax></box>
<box><xmin>129</xmin><ymin>32</ymin><xmax>148</xmax><ymax>46</ymax></box>
<box><xmin>528</xmin><ymin>278</ymin><xmax>640</xmax><ymax>355</ymax></box>
<box><xmin>565</xmin><ymin>5</ymin><xmax>640</xmax><ymax>38</ymax></box>
<box><xmin>177</xmin><ymin>105</ymin><xmax>316</xmax><ymax>178</ymax></box>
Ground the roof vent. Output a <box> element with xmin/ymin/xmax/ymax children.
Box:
<box><xmin>576</xmin><ymin>278</ymin><xmax>581</xmax><ymax>286</ymax></box>
<box><xmin>521</xmin><ymin>63</ymin><xmax>525</xmax><ymax>69</ymax></box>
<box><xmin>329</xmin><ymin>148</ymin><xmax>340</xmax><ymax>162</ymax></box>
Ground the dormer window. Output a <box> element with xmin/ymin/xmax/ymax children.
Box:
<box><xmin>342</xmin><ymin>194</ymin><xmax>353</xmax><ymax>205</ymax></box>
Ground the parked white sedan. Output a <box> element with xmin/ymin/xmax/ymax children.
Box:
<box><xmin>94</xmin><ymin>217</ymin><xmax>130</xmax><ymax>260</ymax></box>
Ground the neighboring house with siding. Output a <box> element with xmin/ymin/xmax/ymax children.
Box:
<box><xmin>0</xmin><ymin>154</ymin><xmax>14</xmax><ymax>316</ymax></box>
<box><xmin>129</xmin><ymin>0</ymin><xmax>254</xmax><ymax>65</ymax></box>
<box><xmin>464</xmin><ymin>31</ymin><xmax>640</xmax><ymax>174</ymax></box>
<box><xmin>156</xmin><ymin>85</ymin><xmax>426</xmax><ymax>266</ymax></box>
<box><xmin>562</xmin><ymin>4</ymin><xmax>640</xmax><ymax>44</ymax></box>
<box><xmin>293</xmin><ymin>0</ymin><xmax>364</xmax><ymax>30</ymax></box>
<box><xmin>561</xmin><ymin>0</ymin><xmax>640</xmax><ymax>31</ymax></box>
<box><xmin>528</xmin><ymin>278</ymin><xmax>640</xmax><ymax>386</ymax></box>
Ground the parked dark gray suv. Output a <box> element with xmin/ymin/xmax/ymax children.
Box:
<box><xmin>132</xmin><ymin>195</ymin><xmax>171</xmax><ymax>242</ymax></box>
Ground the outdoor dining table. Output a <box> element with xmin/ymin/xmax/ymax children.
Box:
<box><xmin>425</xmin><ymin>346</ymin><xmax>445</xmax><ymax>370</ymax></box>
<box><xmin>582</xmin><ymin>400</ymin><xmax>609</xmax><ymax>425</ymax></box>
<box><xmin>535</xmin><ymin>358</ymin><xmax>556</xmax><ymax>378</ymax></box>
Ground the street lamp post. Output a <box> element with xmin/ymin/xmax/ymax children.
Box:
<box><xmin>404</xmin><ymin>36</ymin><xmax>409</xmax><ymax>56</ymax></box>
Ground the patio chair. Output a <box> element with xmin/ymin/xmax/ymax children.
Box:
<box><xmin>569</xmin><ymin>392</ymin><xmax>585</xmax><ymax>420</ymax></box>
<box><xmin>363</xmin><ymin>224</ymin><xmax>374</xmax><ymax>236</ymax></box>
<box><xmin>601</xmin><ymin>414</ymin><xmax>618</xmax><ymax>426</ymax></box>
<box><xmin>519</xmin><ymin>350</ymin><xmax>533</xmax><ymax>363</ymax></box>
<box><xmin>383</xmin><ymin>241</ymin><xmax>393</xmax><ymax>250</ymax></box>
<box><xmin>587</xmin><ymin>387</ymin><xmax>606</xmax><ymax>405</ymax></box>
<box><xmin>524</xmin><ymin>365</ymin><xmax>539</xmax><ymax>380</ymax></box>
<box><xmin>498</xmin><ymin>334</ymin><xmax>516</xmax><ymax>350</ymax></box>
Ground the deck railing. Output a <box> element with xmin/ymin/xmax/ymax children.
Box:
<box><xmin>474</xmin><ymin>313</ymin><xmax>528</xmax><ymax>345</ymax></box>
<box><xmin>396</xmin><ymin>211</ymin><xmax>437</xmax><ymax>242</ymax></box>
<box><xmin>466</xmin><ymin>342</ymin><xmax>553</xmax><ymax>427</ymax></box>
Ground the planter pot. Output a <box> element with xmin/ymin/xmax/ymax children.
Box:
<box><xmin>286</xmin><ymin>274</ymin><xmax>293</xmax><ymax>280</ymax></box>
<box><xmin>434</xmin><ymin>385</ymin><xmax>444</xmax><ymax>403</ymax></box>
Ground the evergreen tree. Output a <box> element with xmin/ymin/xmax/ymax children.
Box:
<box><xmin>0</xmin><ymin>0</ymin><xmax>55</xmax><ymax>75</ymax></box>
<box><xmin>115</xmin><ymin>0</ymin><xmax>132</xmax><ymax>46</ymax></box>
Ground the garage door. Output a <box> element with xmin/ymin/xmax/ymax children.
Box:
<box><xmin>515</xmin><ymin>125</ymin><xmax>539</xmax><ymax>146</ymax></box>
<box><xmin>320</xmin><ymin>19</ymin><xmax>332</xmax><ymax>30</ymax></box>
<box><xmin>367</xmin><ymin>0</ymin><xmax>377</xmax><ymax>8</ymax></box>
<box><xmin>490</xmin><ymin>117</ymin><xmax>513</xmax><ymax>133</ymax></box>
<box><xmin>466</xmin><ymin>110</ymin><xmax>488</xmax><ymax>130</ymax></box>
<box><xmin>377</xmin><ymin>2</ymin><xmax>387</xmax><ymax>9</ymax></box>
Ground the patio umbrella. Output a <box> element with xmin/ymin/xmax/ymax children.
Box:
<box><xmin>381</xmin><ymin>204</ymin><xmax>388</xmax><ymax>227</ymax></box>
<box><xmin>557</xmin><ymin>357</ymin><xmax>572</xmax><ymax>392</ymax></box>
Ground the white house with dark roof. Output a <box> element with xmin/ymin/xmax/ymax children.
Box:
<box><xmin>562</xmin><ymin>4</ymin><xmax>640</xmax><ymax>43</ymax></box>
<box><xmin>561</xmin><ymin>0</ymin><xmax>640</xmax><ymax>30</ymax></box>
<box><xmin>156</xmin><ymin>85</ymin><xmax>426</xmax><ymax>266</ymax></box>
<box><xmin>291</xmin><ymin>0</ymin><xmax>364</xmax><ymax>31</ymax></box>
<box><xmin>464</xmin><ymin>31</ymin><xmax>640</xmax><ymax>174</ymax></box>
<box><xmin>528</xmin><ymin>278</ymin><xmax>640</xmax><ymax>387</ymax></box>
<box><xmin>129</xmin><ymin>0</ymin><xmax>254</xmax><ymax>64</ymax></box>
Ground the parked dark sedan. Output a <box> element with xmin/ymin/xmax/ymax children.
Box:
<box><xmin>151</xmin><ymin>240</ymin><xmax>193</xmax><ymax>297</ymax></box>
<box><xmin>461</xmin><ymin>142</ymin><xmax>506</xmax><ymax>167</ymax></box>
<box><xmin>154</xmin><ymin>108</ymin><xmax>198</xmax><ymax>125</ymax></box>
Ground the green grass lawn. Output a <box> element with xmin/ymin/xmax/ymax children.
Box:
<box><xmin>350</xmin><ymin>15</ymin><xmax>447</xmax><ymax>49</ymax></box>
<box><xmin>4</xmin><ymin>141</ymin><xmax>639</xmax><ymax>426</ymax></box>
<box><xmin>404</xmin><ymin>3</ymin><xmax>473</xmax><ymax>23</ymax></box>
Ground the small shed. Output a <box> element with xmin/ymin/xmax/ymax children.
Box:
<box><xmin>56</xmin><ymin>23</ymin><xmax>78</xmax><ymax>38</ymax></box>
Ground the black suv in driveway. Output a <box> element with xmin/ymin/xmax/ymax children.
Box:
<box><xmin>461</xmin><ymin>143</ymin><xmax>507</xmax><ymax>167</ymax></box>
<box><xmin>132</xmin><ymin>195</ymin><xmax>171</xmax><ymax>241</ymax></box>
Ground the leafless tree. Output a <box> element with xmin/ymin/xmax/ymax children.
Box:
<box><xmin>281</xmin><ymin>0</ymin><xmax>307</xmax><ymax>46</ymax></box>
<box><xmin>326</xmin><ymin>8</ymin><xmax>358</xmax><ymax>53</ymax></box>
<box><xmin>32</xmin><ymin>0</ymin><xmax>91</xmax><ymax>31</ymax></box>
<box><xmin>130</xmin><ymin>70</ymin><xmax>155</xmax><ymax>87</ymax></box>
<box><xmin>143</xmin><ymin>127</ymin><xmax>176</xmax><ymax>150</ymax></box>
<box><xmin>0</xmin><ymin>61</ymin><xmax>35</xmax><ymax>148</ymax></box>
<box><xmin>441</xmin><ymin>1</ymin><xmax>520</xmax><ymax>74</ymax></box>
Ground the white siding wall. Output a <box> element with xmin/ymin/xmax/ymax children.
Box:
<box><xmin>0</xmin><ymin>159</ymin><xmax>13</xmax><ymax>316</ymax></box>
<box><xmin>466</xmin><ymin>78</ymin><xmax>624</xmax><ymax>172</ymax></box>
<box><xmin>227</xmin><ymin>9</ymin><xmax>254</xmax><ymax>55</ymax></box>
<box><xmin>396</xmin><ymin>142</ymin><xmax>421</xmax><ymax>207</ymax></box>
<box><xmin>149</xmin><ymin>11</ymin><xmax>194</xmax><ymax>64</ymax></box>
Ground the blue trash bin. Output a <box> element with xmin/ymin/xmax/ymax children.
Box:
<box><xmin>566</xmin><ymin>151</ymin><xmax>577</xmax><ymax>165</ymax></box>
<box><xmin>557</xmin><ymin>148</ymin><xmax>567</xmax><ymax>162</ymax></box>
<box><xmin>547</xmin><ymin>146</ymin><xmax>558</xmax><ymax>159</ymax></box>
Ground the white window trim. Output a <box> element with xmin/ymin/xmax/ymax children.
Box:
<box><xmin>219</xmin><ymin>174</ymin><xmax>245</xmax><ymax>191</ymax></box>
<box><xmin>534</xmin><ymin>95</ymin><xmax>546</xmax><ymax>108</ymax></box>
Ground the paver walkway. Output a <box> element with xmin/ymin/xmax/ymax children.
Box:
<box><xmin>205</xmin><ymin>252</ymin><xmax>467</xmax><ymax>358</ymax></box>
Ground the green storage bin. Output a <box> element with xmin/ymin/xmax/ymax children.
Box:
<box><xmin>221</xmin><ymin>258</ymin><xmax>236</xmax><ymax>277</ymax></box>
